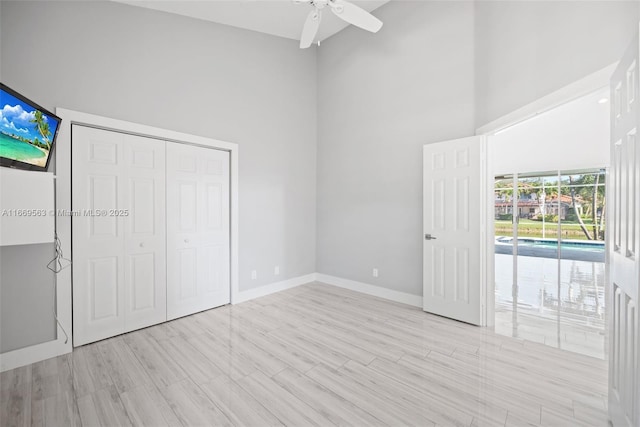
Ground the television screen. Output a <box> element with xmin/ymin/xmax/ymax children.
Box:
<box><xmin>0</xmin><ymin>83</ymin><xmax>61</xmax><ymax>171</ymax></box>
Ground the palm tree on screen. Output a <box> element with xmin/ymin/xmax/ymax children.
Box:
<box><xmin>29</xmin><ymin>110</ymin><xmax>52</xmax><ymax>148</ymax></box>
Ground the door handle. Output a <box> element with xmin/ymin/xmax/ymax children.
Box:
<box><xmin>425</xmin><ymin>234</ymin><xmax>437</xmax><ymax>240</ymax></box>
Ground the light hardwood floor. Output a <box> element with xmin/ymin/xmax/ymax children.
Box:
<box><xmin>1</xmin><ymin>282</ymin><xmax>608</xmax><ymax>427</ymax></box>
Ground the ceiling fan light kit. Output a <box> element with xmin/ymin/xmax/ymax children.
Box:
<box><xmin>297</xmin><ymin>0</ymin><xmax>383</xmax><ymax>49</ymax></box>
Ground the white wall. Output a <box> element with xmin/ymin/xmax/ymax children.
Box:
<box><xmin>475</xmin><ymin>0</ymin><xmax>639</xmax><ymax>127</ymax></box>
<box><xmin>316</xmin><ymin>1</ymin><xmax>476</xmax><ymax>296</ymax></box>
<box><xmin>492</xmin><ymin>89</ymin><xmax>611</xmax><ymax>176</ymax></box>
<box><xmin>0</xmin><ymin>0</ymin><xmax>317</xmax><ymax>351</ymax></box>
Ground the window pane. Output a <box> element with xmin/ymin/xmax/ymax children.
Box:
<box><xmin>494</xmin><ymin>177</ymin><xmax>514</xmax><ymax>313</ymax></box>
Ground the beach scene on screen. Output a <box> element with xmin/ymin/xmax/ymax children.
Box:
<box><xmin>0</xmin><ymin>89</ymin><xmax>59</xmax><ymax>168</ymax></box>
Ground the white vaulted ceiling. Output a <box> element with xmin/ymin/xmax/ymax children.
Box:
<box><xmin>114</xmin><ymin>0</ymin><xmax>390</xmax><ymax>42</ymax></box>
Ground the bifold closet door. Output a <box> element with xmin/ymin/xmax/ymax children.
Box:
<box><xmin>72</xmin><ymin>125</ymin><xmax>166</xmax><ymax>346</ymax></box>
<box><xmin>166</xmin><ymin>143</ymin><xmax>230</xmax><ymax>320</ymax></box>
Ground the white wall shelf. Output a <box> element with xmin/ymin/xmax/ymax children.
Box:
<box><xmin>0</xmin><ymin>168</ymin><xmax>55</xmax><ymax>247</ymax></box>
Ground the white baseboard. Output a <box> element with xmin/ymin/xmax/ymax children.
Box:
<box><xmin>316</xmin><ymin>273</ymin><xmax>422</xmax><ymax>307</ymax></box>
<box><xmin>233</xmin><ymin>273</ymin><xmax>318</xmax><ymax>304</ymax></box>
<box><xmin>233</xmin><ymin>272</ymin><xmax>423</xmax><ymax>308</ymax></box>
<box><xmin>1</xmin><ymin>337</ymin><xmax>71</xmax><ymax>373</ymax></box>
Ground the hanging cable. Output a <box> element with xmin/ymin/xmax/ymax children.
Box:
<box><xmin>46</xmin><ymin>232</ymin><xmax>71</xmax><ymax>273</ymax></box>
<box><xmin>46</xmin><ymin>232</ymin><xmax>71</xmax><ymax>344</ymax></box>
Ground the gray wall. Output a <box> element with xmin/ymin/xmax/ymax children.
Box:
<box><xmin>0</xmin><ymin>244</ymin><xmax>57</xmax><ymax>353</ymax></box>
<box><xmin>316</xmin><ymin>1</ymin><xmax>476</xmax><ymax>296</ymax></box>
<box><xmin>1</xmin><ymin>0</ymin><xmax>318</xmax><ymax>288</ymax></box>
<box><xmin>0</xmin><ymin>0</ymin><xmax>317</xmax><ymax>351</ymax></box>
<box><xmin>475</xmin><ymin>1</ymin><xmax>640</xmax><ymax>127</ymax></box>
<box><xmin>316</xmin><ymin>1</ymin><xmax>639</xmax><ymax>297</ymax></box>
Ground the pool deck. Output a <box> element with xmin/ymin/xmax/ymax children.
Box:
<box><xmin>495</xmin><ymin>249</ymin><xmax>606</xmax><ymax>360</ymax></box>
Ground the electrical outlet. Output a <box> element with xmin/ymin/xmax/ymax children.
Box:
<box><xmin>373</xmin><ymin>268</ymin><xmax>379</xmax><ymax>278</ymax></box>
<box><xmin>274</xmin><ymin>265</ymin><xmax>280</xmax><ymax>275</ymax></box>
<box><xmin>251</xmin><ymin>270</ymin><xmax>257</xmax><ymax>280</ymax></box>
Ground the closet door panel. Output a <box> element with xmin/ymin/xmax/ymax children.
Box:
<box><xmin>177</xmin><ymin>246</ymin><xmax>199</xmax><ymax>298</ymax></box>
<box><xmin>202</xmin><ymin>244</ymin><xmax>227</xmax><ymax>296</ymax></box>
<box><xmin>122</xmin><ymin>134</ymin><xmax>166</xmax><ymax>332</ymax></box>
<box><xmin>177</xmin><ymin>180</ymin><xmax>198</xmax><ymax>233</ymax></box>
<box><xmin>129</xmin><ymin>253</ymin><xmax>156</xmax><ymax>311</ymax></box>
<box><xmin>167</xmin><ymin>143</ymin><xmax>230</xmax><ymax>320</ymax></box>
<box><xmin>167</xmin><ymin>146</ymin><xmax>199</xmax><ymax>318</ymax></box>
<box><xmin>171</xmin><ymin>177</ymin><xmax>199</xmax><ymax>307</ymax></box>
<box><xmin>88</xmin><ymin>256</ymin><xmax>119</xmax><ymax>320</ymax></box>
<box><xmin>72</xmin><ymin>125</ymin><xmax>126</xmax><ymax>345</ymax></box>
<box><xmin>73</xmin><ymin>127</ymin><xmax>167</xmax><ymax>345</ymax></box>
<box><xmin>200</xmin><ymin>152</ymin><xmax>230</xmax><ymax>304</ymax></box>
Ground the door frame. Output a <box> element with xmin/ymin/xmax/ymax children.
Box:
<box><xmin>475</xmin><ymin>63</ymin><xmax>616</xmax><ymax>327</ymax></box>
<box><xmin>57</xmin><ymin>108</ymin><xmax>239</xmax><ymax>340</ymax></box>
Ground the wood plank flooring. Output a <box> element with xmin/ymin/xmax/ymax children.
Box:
<box><xmin>1</xmin><ymin>282</ymin><xmax>608</xmax><ymax>427</ymax></box>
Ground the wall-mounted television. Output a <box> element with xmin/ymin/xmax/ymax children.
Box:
<box><xmin>0</xmin><ymin>83</ymin><xmax>60</xmax><ymax>172</ymax></box>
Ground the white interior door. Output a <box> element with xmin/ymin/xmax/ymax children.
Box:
<box><xmin>609</xmin><ymin>28</ymin><xmax>640</xmax><ymax>427</ymax></box>
<box><xmin>122</xmin><ymin>134</ymin><xmax>166</xmax><ymax>332</ymax></box>
<box><xmin>72</xmin><ymin>125</ymin><xmax>125</xmax><ymax>345</ymax></box>
<box><xmin>72</xmin><ymin>126</ymin><xmax>166</xmax><ymax>346</ymax></box>
<box><xmin>167</xmin><ymin>143</ymin><xmax>230</xmax><ymax>320</ymax></box>
<box><xmin>423</xmin><ymin>136</ymin><xmax>487</xmax><ymax>326</ymax></box>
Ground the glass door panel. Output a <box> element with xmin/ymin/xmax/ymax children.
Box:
<box><xmin>494</xmin><ymin>169</ymin><xmax>606</xmax><ymax>358</ymax></box>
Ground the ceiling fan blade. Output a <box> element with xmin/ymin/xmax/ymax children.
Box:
<box><xmin>330</xmin><ymin>0</ymin><xmax>382</xmax><ymax>33</ymax></box>
<box><xmin>300</xmin><ymin>9</ymin><xmax>321</xmax><ymax>49</ymax></box>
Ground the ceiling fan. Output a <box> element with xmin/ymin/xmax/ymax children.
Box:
<box><xmin>296</xmin><ymin>0</ymin><xmax>383</xmax><ymax>49</ymax></box>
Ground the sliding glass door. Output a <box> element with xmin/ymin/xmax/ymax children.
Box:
<box><xmin>494</xmin><ymin>169</ymin><xmax>606</xmax><ymax>358</ymax></box>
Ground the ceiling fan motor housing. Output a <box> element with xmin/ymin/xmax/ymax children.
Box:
<box><xmin>298</xmin><ymin>0</ymin><xmax>383</xmax><ymax>49</ymax></box>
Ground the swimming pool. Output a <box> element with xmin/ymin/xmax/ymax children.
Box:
<box><xmin>495</xmin><ymin>237</ymin><xmax>605</xmax><ymax>262</ymax></box>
